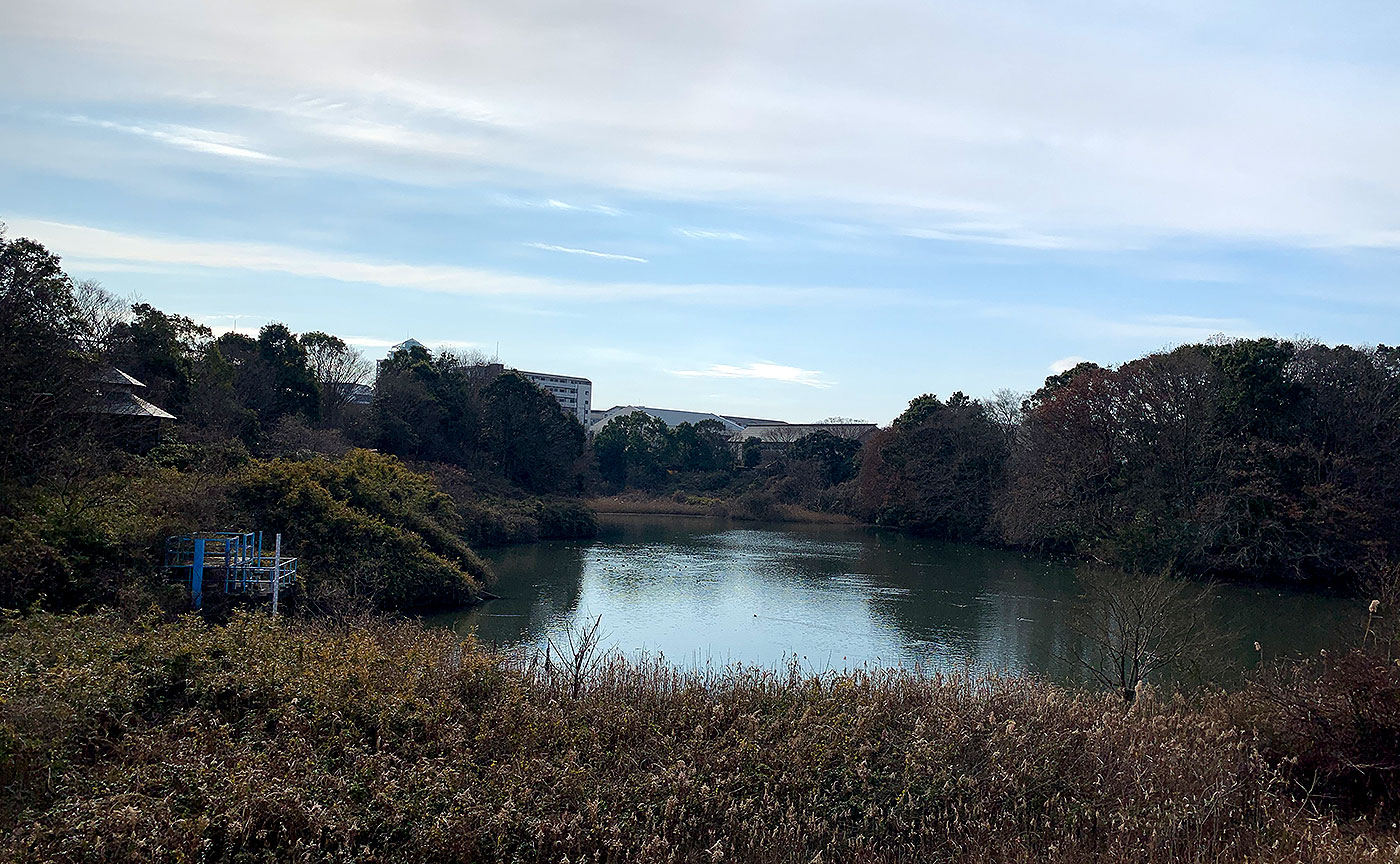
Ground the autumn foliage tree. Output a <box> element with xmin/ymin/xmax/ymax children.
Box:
<box><xmin>997</xmin><ymin>340</ymin><xmax>1400</xmax><ymax>585</ymax></box>
<box><xmin>856</xmin><ymin>392</ymin><xmax>1009</xmax><ymax>540</ymax></box>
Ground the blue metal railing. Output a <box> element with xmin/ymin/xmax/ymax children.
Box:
<box><xmin>164</xmin><ymin>531</ymin><xmax>298</xmax><ymax>610</ymax></box>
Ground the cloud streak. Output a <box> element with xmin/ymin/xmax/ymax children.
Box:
<box><xmin>677</xmin><ymin>228</ymin><xmax>750</xmax><ymax>241</ymax></box>
<box><xmin>672</xmin><ymin>363</ymin><xmax>833</xmax><ymax>388</ymax></box>
<box><xmin>5</xmin><ymin>217</ymin><xmax>889</xmax><ymax>307</ymax></box>
<box><xmin>525</xmin><ymin>243</ymin><xmax>647</xmax><ymax>263</ymax></box>
<box><xmin>65</xmin><ymin>115</ymin><xmax>278</xmax><ymax>162</ymax></box>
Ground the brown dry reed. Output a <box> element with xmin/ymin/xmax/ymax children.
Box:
<box><xmin>0</xmin><ymin>610</ymin><xmax>1396</xmax><ymax>863</ymax></box>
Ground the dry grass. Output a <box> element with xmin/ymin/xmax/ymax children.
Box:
<box><xmin>0</xmin><ymin>610</ymin><xmax>1396</xmax><ymax>863</ymax></box>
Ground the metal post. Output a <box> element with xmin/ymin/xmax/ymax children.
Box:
<box><xmin>191</xmin><ymin>538</ymin><xmax>205</xmax><ymax>609</ymax></box>
<box><xmin>271</xmin><ymin>533</ymin><xmax>282</xmax><ymax>615</ymax></box>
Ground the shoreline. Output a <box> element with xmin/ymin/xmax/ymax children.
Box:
<box><xmin>586</xmin><ymin>494</ymin><xmax>856</xmax><ymax>525</ymax></box>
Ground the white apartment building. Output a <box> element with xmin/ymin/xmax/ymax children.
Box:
<box><xmin>517</xmin><ymin>370</ymin><xmax>593</xmax><ymax>425</ymax></box>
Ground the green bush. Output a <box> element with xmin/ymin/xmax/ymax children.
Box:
<box><xmin>535</xmin><ymin>499</ymin><xmax>599</xmax><ymax>540</ymax></box>
<box><xmin>1</xmin><ymin>449</ymin><xmax>492</xmax><ymax>614</ymax></box>
<box><xmin>233</xmin><ymin>450</ymin><xmax>490</xmax><ymax>610</ymax></box>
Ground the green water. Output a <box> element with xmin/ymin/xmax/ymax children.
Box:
<box><xmin>428</xmin><ymin>514</ymin><xmax>1361</xmax><ymax>683</ymax></box>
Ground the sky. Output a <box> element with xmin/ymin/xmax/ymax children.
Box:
<box><xmin>3</xmin><ymin>1</ymin><xmax>1399</xmax><ymax>423</ymax></box>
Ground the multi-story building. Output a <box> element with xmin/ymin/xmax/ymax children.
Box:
<box><xmin>516</xmin><ymin>370</ymin><xmax>592</xmax><ymax>425</ymax></box>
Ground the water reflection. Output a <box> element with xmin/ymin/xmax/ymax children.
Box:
<box><xmin>425</xmin><ymin>515</ymin><xmax>1359</xmax><ymax>683</ymax></box>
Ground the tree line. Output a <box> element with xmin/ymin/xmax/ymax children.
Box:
<box><xmin>0</xmin><ymin>229</ymin><xmax>588</xmax><ymax>507</ymax></box>
<box><xmin>6</xmin><ymin>225</ymin><xmax>1398</xmax><ymax>591</ymax></box>
<box><xmin>860</xmin><ymin>342</ymin><xmax>1400</xmax><ymax>586</ymax></box>
<box><xmin>0</xmin><ymin>230</ymin><xmax>592</xmax><ymax>611</ymax></box>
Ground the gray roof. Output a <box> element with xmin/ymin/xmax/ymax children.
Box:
<box><xmin>389</xmin><ymin>338</ymin><xmax>425</xmax><ymax>356</ymax></box>
<box><xmin>720</xmin><ymin>415</ymin><xmax>788</xmax><ymax>428</ymax></box>
<box><xmin>588</xmin><ymin>406</ymin><xmax>746</xmax><ymax>435</ymax></box>
<box><xmin>93</xmin><ymin>391</ymin><xmax>176</xmax><ymax>419</ymax></box>
<box><xmin>90</xmin><ymin>366</ymin><xmax>146</xmax><ymax>388</ymax></box>
<box><xmin>729</xmin><ymin>423</ymin><xmax>877</xmax><ymax>444</ymax></box>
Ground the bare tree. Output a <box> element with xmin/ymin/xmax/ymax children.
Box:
<box><xmin>71</xmin><ymin>279</ymin><xmax>130</xmax><ymax>353</ymax></box>
<box><xmin>544</xmin><ymin>615</ymin><xmax>606</xmax><ymax>699</ymax></box>
<box><xmin>299</xmin><ymin>332</ymin><xmax>371</xmax><ymax>423</ymax></box>
<box><xmin>981</xmin><ymin>388</ymin><xmax>1025</xmax><ymax>441</ymax></box>
<box><xmin>1069</xmin><ymin>568</ymin><xmax>1223</xmax><ymax>703</ymax></box>
<box><xmin>439</xmin><ymin>347</ymin><xmax>496</xmax><ymax>368</ymax></box>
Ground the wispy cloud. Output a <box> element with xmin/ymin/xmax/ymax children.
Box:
<box><xmin>899</xmin><ymin>224</ymin><xmax>1122</xmax><ymax>252</ymax></box>
<box><xmin>8</xmin><ymin>217</ymin><xmax>891</xmax><ymax>307</ymax></box>
<box><xmin>65</xmin><ymin>115</ymin><xmax>278</xmax><ymax>162</ymax></box>
<box><xmin>525</xmin><ymin>242</ymin><xmax>647</xmax><ymax>263</ymax></box>
<box><xmin>494</xmin><ymin>195</ymin><xmax>621</xmax><ymax>216</ymax></box>
<box><xmin>11</xmin><ymin>1</ymin><xmax>1400</xmax><ymax>249</ymax></box>
<box><xmin>677</xmin><ymin>228</ymin><xmax>750</xmax><ymax>241</ymax></box>
<box><xmin>672</xmin><ymin>363</ymin><xmax>833</xmax><ymax>388</ymax></box>
<box><xmin>543</xmin><ymin>199</ymin><xmax>621</xmax><ymax>216</ymax></box>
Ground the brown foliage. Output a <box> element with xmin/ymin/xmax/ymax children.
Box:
<box><xmin>1</xmin><ymin>611</ymin><xmax>1396</xmax><ymax>863</ymax></box>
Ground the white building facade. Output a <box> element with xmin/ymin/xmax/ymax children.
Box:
<box><xmin>517</xmin><ymin>370</ymin><xmax>593</xmax><ymax>425</ymax></box>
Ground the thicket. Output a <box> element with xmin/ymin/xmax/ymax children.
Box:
<box><xmin>1</xmin><ymin>609</ymin><xmax>1397</xmax><ymax>863</ymax></box>
<box><xmin>0</xmin><ymin>446</ymin><xmax>492</xmax><ymax>613</ymax></box>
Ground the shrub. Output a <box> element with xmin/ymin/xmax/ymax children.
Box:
<box><xmin>734</xmin><ymin>490</ymin><xmax>782</xmax><ymax>521</ymax></box>
<box><xmin>535</xmin><ymin>499</ymin><xmax>599</xmax><ymax>540</ymax></box>
<box><xmin>233</xmin><ymin>450</ymin><xmax>490</xmax><ymax>610</ymax></box>
<box><xmin>1229</xmin><ymin>649</ymin><xmax>1400</xmax><ymax>816</ymax></box>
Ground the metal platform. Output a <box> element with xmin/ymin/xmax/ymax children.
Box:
<box><xmin>164</xmin><ymin>531</ymin><xmax>298</xmax><ymax>611</ymax></box>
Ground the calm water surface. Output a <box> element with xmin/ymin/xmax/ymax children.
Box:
<box><xmin>428</xmin><ymin>515</ymin><xmax>1360</xmax><ymax>683</ymax></box>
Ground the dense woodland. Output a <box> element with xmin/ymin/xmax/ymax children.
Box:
<box><xmin>592</xmin><ymin>345</ymin><xmax>1400</xmax><ymax>589</ymax></box>
<box><xmin>859</xmin><ymin>342</ymin><xmax>1400</xmax><ymax>587</ymax></box>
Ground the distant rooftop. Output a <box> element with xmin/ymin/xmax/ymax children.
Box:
<box><xmin>720</xmin><ymin>414</ymin><xmax>787</xmax><ymax>428</ymax></box>
<box><xmin>589</xmin><ymin>405</ymin><xmax>746</xmax><ymax>435</ymax></box>
<box><xmin>730</xmin><ymin>423</ymin><xmax>877</xmax><ymax>444</ymax></box>
<box><xmin>515</xmin><ymin>369</ymin><xmax>592</xmax><ymax>385</ymax></box>
<box><xmin>387</xmin><ymin>338</ymin><xmax>426</xmax><ymax>356</ymax></box>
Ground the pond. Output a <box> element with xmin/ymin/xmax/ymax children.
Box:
<box><xmin>427</xmin><ymin>515</ymin><xmax>1362</xmax><ymax>683</ymax></box>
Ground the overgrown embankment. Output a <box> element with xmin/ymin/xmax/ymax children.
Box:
<box><xmin>2</xmin><ymin>610</ymin><xmax>1397</xmax><ymax>863</ymax></box>
<box><xmin>0</xmin><ymin>448</ymin><xmax>505</xmax><ymax>613</ymax></box>
<box><xmin>589</xmin><ymin>492</ymin><xmax>853</xmax><ymax>524</ymax></box>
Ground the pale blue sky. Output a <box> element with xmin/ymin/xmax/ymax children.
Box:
<box><xmin>3</xmin><ymin>1</ymin><xmax>1398</xmax><ymax>422</ymax></box>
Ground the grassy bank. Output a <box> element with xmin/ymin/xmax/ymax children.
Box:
<box><xmin>2</xmin><ymin>610</ymin><xmax>1397</xmax><ymax>862</ymax></box>
<box><xmin>589</xmin><ymin>492</ymin><xmax>853</xmax><ymax>525</ymax></box>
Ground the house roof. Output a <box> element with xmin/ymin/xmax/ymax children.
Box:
<box><xmin>388</xmin><ymin>338</ymin><xmax>425</xmax><ymax>356</ymax></box>
<box><xmin>89</xmin><ymin>366</ymin><xmax>146</xmax><ymax>388</ymax></box>
<box><xmin>93</xmin><ymin>390</ymin><xmax>176</xmax><ymax>419</ymax></box>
